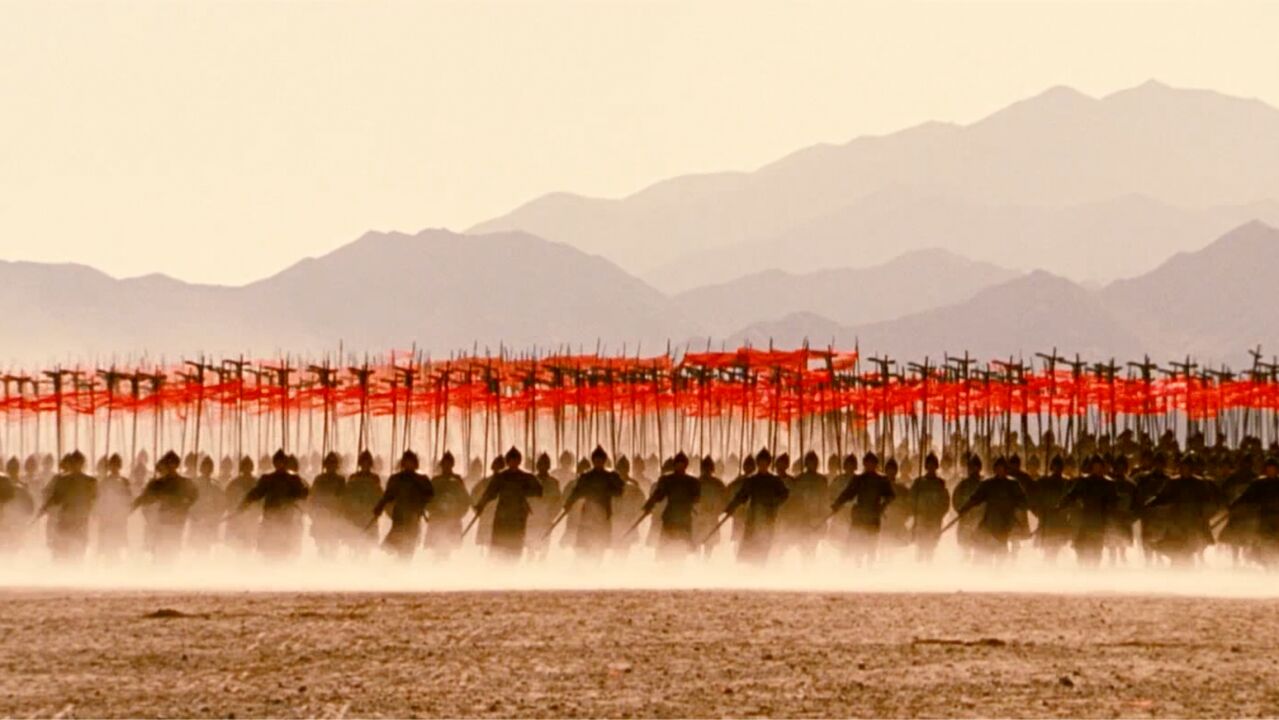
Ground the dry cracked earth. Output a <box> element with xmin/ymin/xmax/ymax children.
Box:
<box><xmin>1</xmin><ymin>590</ymin><xmax>1277</xmax><ymax>718</ymax></box>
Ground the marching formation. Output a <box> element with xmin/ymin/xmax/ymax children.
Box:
<box><xmin>3</xmin><ymin>345</ymin><xmax>1279</xmax><ymax>572</ymax></box>
<box><xmin>4</xmin><ymin>428</ymin><xmax>1279</xmax><ymax>571</ymax></box>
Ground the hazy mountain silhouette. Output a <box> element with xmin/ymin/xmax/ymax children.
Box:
<box><xmin>473</xmin><ymin>81</ymin><xmax>1279</xmax><ymax>290</ymax></box>
<box><xmin>673</xmin><ymin>248</ymin><xmax>1017</xmax><ymax>337</ymax></box>
<box><xmin>0</xmin><ymin>229</ymin><xmax>693</xmax><ymax>364</ymax></box>
<box><xmin>1101</xmin><ymin>220</ymin><xmax>1279</xmax><ymax>362</ymax></box>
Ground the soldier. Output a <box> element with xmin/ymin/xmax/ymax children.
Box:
<box><xmin>952</xmin><ymin>455</ymin><xmax>984</xmax><ymax>561</ymax></box>
<box><xmin>909</xmin><ymin>452</ymin><xmax>950</xmax><ymax>562</ymax></box>
<box><xmin>613</xmin><ymin>455</ymin><xmax>646</xmax><ymax>555</ymax></box>
<box><xmin>640</xmin><ymin>451</ymin><xmax>701</xmax><ymax>560</ymax></box>
<box><xmin>781</xmin><ymin>451</ymin><xmax>828</xmax><ymax>560</ymax></box>
<box><xmin>132</xmin><ymin>451</ymin><xmax>199</xmax><ymax>562</ymax></box>
<box><xmin>1217</xmin><ymin>452</ymin><xmax>1258</xmax><ymax>564</ymax></box>
<box><xmin>472</xmin><ymin>447</ymin><xmax>542</xmax><ymax>562</ymax></box>
<box><xmin>235</xmin><ymin>449</ymin><xmax>309</xmax><ymax>560</ymax></box>
<box><xmin>1134</xmin><ymin>451</ymin><xmax>1172</xmax><ymax>564</ymax></box>
<box><xmin>309</xmin><ymin>452</ymin><xmax>347</xmax><ymax>558</ymax></box>
<box><xmin>223</xmin><ymin>457</ymin><xmax>258</xmax><ymax>553</ymax></box>
<box><xmin>1058</xmin><ymin>454</ymin><xmax>1118</xmax><ymax>567</ymax></box>
<box><xmin>825</xmin><ymin>454</ymin><xmax>857</xmax><ymax>548</ymax></box>
<box><xmin>0</xmin><ymin>457</ymin><xmax>34</xmax><ymax>552</ymax></box>
<box><xmin>1030</xmin><ymin>455</ymin><xmax>1072</xmax><ymax>562</ymax></box>
<box><xmin>562</xmin><ymin>446</ymin><xmax>624</xmax><ymax>560</ymax></box>
<box><xmin>1106</xmin><ymin>454</ymin><xmax>1137</xmax><ymax>565</ymax></box>
<box><xmin>343</xmin><ymin>450</ymin><xmax>383</xmax><ymax>554</ymax></box>
<box><xmin>694</xmin><ymin>455</ymin><xmax>727</xmax><ymax>556</ymax></box>
<box><xmin>187</xmin><ymin>456</ymin><xmax>225</xmax><ymax>554</ymax></box>
<box><xmin>370</xmin><ymin>450</ymin><xmax>434</xmax><ymax>560</ymax></box>
<box><xmin>526</xmin><ymin>452</ymin><xmax>562</xmax><ymax>558</ymax></box>
<box><xmin>879</xmin><ymin>458</ymin><xmax>912</xmax><ymax>551</ymax></box>
<box><xmin>471</xmin><ymin>456</ymin><xmax>505</xmax><ymax>549</ymax></box>
<box><xmin>95</xmin><ymin>453</ymin><xmax>132</xmax><ymax>561</ymax></box>
<box><xmin>954</xmin><ymin>456</ymin><xmax>1029</xmax><ymax>562</ymax></box>
<box><xmin>725</xmin><ymin>454</ymin><xmax>757</xmax><ymax>546</ymax></box>
<box><xmin>424</xmin><ymin>452</ymin><xmax>471</xmax><ymax>559</ymax></box>
<box><xmin>36</xmin><ymin>451</ymin><xmax>97</xmax><ymax>562</ymax></box>
<box><xmin>1142</xmin><ymin>453</ymin><xmax>1220</xmax><ymax>566</ymax></box>
<box><xmin>1227</xmin><ymin>455</ymin><xmax>1279</xmax><ymax>567</ymax></box>
<box><xmin>831</xmin><ymin>452</ymin><xmax>895</xmax><ymax>565</ymax></box>
<box><xmin>721</xmin><ymin>448</ymin><xmax>789</xmax><ymax>565</ymax></box>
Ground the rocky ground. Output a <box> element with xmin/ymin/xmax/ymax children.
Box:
<box><xmin>1</xmin><ymin>589</ymin><xmax>1277</xmax><ymax>718</ymax></box>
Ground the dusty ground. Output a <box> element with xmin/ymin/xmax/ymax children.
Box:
<box><xmin>1</xmin><ymin>590</ymin><xmax>1277</xmax><ymax>718</ymax></box>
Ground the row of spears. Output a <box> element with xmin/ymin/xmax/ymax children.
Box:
<box><xmin>5</xmin><ymin>344</ymin><xmax>1279</xmax><ymax>467</ymax></box>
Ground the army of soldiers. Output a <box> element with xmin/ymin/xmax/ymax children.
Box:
<box><xmin>5</xmin><ymin>425</ymin><xmax>1279</xmax><ymax>571</ymax></box>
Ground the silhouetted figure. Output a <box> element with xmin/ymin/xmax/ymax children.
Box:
<box><xmin>642</xmin><ymin>452</ymin><xmax>701</xmax><ymax>560</ymax></box>
<box><xmin>955</xmin><ymin>457</ymin><xmax>1028</xmax><ymax>562</ymax></box>
<box><xmin>1143</xmin><ymin>453</ymin><xmax>1220</xmax><ymax>566</ymax></box>
<box><xmin>781</xmin><ymin>451</ymin><xmax>828</xmax><ymax>560</ymax></box>
<box><xmin>909</xmin><ymin>452</ymin><xmax>950</xmax><ymax>562</ymax></box>
<box><xmin>37</xmin><ymin>451</ymin><xmax>97</xmax><ymax>562</ymax></box>
<box><xmin>309</xmin><ymin>452</ymin><xmax>347</xmax><ymax>558</ymax></box>
<box><xmin>1134</xmin><ymin>451</ymin><xmax>1172</xmax><ymax>563</ymax></box>
<box><xmin>0</xmin><ymin>457</ymin><xmax>34</xmax><ymax>552</ymax></box>
<box><xmin>95</xmin><ymin>453</ymin><xmax>132</xmax><ymax>561</ymax></box>
<box><xmin>371</xmin><ymin>450</ymin><xmax>434</xmax><ymax>559</ymax></box>
<box><xmin>132</xmin><ymin>451</ymin><xmax>199</xmax><ymax>562</ymax></box>
<box><xmin>831</xmin><ymin>452</ymin><xmax>895</xmax><ymax>564</ymax></box>
<box><xmin>223</xmin><ymin>457</ymin><xmax>258</xmax><ymax>552</ymax></box>
<box><xmin>526</xmin><ymin>453</ymin><xmax>562</xmax><ymax>557</ymax></box>
<box><xmin>952</xmin><ymin>455</ymin><xmax>984</xmax><ymax>560</ymax></box>
<box><xmin>562</xmin><ymin>446</ymin><xmax>624</xmax><ymax>560</ymax></box>
<box><xmin>723</xmin><ymin>448</ymin><xmax>789</xmax><ymax>565</ymax></box>
<box><xmin>237</xmin><ymin>449</ymin><xmax>309</xmax><ymax>560</ymax></box>
<box><xmin>424</xmin><ymin>452</ymin><xmax>471</xmax><ymax>559</ymax></box>
<box><xmin>188</xmin><ymin>456</ymin><xmax>225</xmax><ymax>554</ymax></box>
<box><xmin>725</xmin><ymin>455</ymin><xmax>758</xmax><ymax>546</ymax></box>
<box><xmin>1058</xmin><ymin>455</ymin><xmax>1118</xmax><ymax>567</ymax></box>
<box><xmin>1029</xmin><ymin>455</ymin><xmax>1072</xmax><ymax>562</ymax></box>
<box><xmin>473</xmin><ymin>447</ymin><xmax>542</xmax><ymax>561</ymax></box>
<box><xmin>1229</xmin><ymin>456</ymin><xmax>1279</xmax><ymax>566</ymax></box>
<box><xmin>343</xmin><ymin>450</ymin><xmax>383</xmax><ymax>553</ymax></box>
<box><xmin>694</xmin><ymin>455</ymin><xmax>727</xmax><ymax>555</ymax></box>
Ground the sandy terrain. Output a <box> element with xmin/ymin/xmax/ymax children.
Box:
<box><xmin>1</xmin><ymin>589</ymin><xmax>1277</xmax><ymax>718</ymax></box>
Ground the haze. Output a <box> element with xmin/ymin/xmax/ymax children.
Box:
<box><xmin>3</xmin><ymin>0</ymin><xmax>1279</xmax><ymax>285</ymax></box>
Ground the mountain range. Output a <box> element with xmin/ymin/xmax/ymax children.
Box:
<box><xmin>472</xmin><ymin>81</ymin><xmax>1279</xmax><ymax>292</ymax></box>
<box><xmin>4</xmin><ymin>81</ymin><xmax>1279</xmax><ymax>368</ymax></box>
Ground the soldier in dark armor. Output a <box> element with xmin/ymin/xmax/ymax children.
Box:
<box><xmin>1228</xmin><ymin>455</ymin><xmax>1279</xmax><ymax>566</ymax></box>
<box><xmin>235</xmin><ymin>449</ymin><xmax>309</xmax><ymax>560</ymax></box>
<box><xmin>526</xmin><ymin>452</ymin><xmax>562</xmax><ymax>558</ymax></box>
<box><xmin>472</xmin><ymin>447</ymin><xmax>542</xmax><ymax>562</ymax></box>
<box><xmin>1029</xmin><ymin>455</ymin><xmax>1072</xmax><ymax>562</ymax></box>
<box><xmin>424</xmin><ymin>451</ymin><xmax>471</xmax><ymax>559</ymax></box>
<box><xmin>613</xmin><ymin>456</ymin><xmax>646</xmax><ymax>555</ymax></box>
<box><xmin>371</xmin><ymin>450</ymin><xmax>434</xmax><ymax>560</ymax></box>
<box><xmin>0</xmin><ymin>457</ymin><xmax>34</xmax><ymax>552</ymax></box>
<box><xmin>725</xmin><ymin>455</ymin><xmax>757</xmax><ymax>547</ymax></box>
<box><xmin>694</xmin><ymin>455</ymin><xmax>727</xmax><ymax>556</ymax></box>
<box><xmin>954</xmin><ymin>456</ymin><xmax>1028</xmax><ymax>562</ymax></box>
<box><xmin>953</xmin><ymin>455</ymin><xmax>984</xmax><ymax>560</ymax></box>
<box><xmin>780</xmin><ymin>451</ymin><xmax>827</xmax><ymax>560</ymax></box>
<box><xmin>562</xmin><ymin>446</ymin><xmax>624</xmax><ymax>560</ymax></box>
<box><xmin>722</xmin><ymin>448</ymin><xmax>789</xmax><ymax>565</ymax></box>
<box><xmin>1106</xmin><ymin>454</ymin><xmax>1137</xmax><ymax>565</ymax></box>
<box><xmin>909</xmin><ymin>452</ymin><xmax>950</xmax><ymax>562</ymax></box>
<box><xmin>880</xmin><ymin>458</ymin><xmax>912</xmax><ymax>551</ymax></box>
<box><xmin>1217</xmin><ymin>452</ymin><xmax>1258</xmax><ymax>564</ymax></box>
<box><xmin>308</xmin><ymin>452</ymin><xmax>347</xmax><ymax>558</ymax></box>
<box><xmin>1142</xmin><ymin>453</ymin><xmax>1220</xmax><ymax>566</ymax></box>
<box><xmin>1058</xmin><ymin>454</ymin><xmax>1118</xmax><ymax>567</ymax></box>
<box><xmin>187</xmin><ymin>456</ymin><xmax>225</xmax><ymax>554</ymax></box>
<box><xmin>223</xmin><ymin>457</ymin><xmax>258</xmax><ymax>553</ymax></box>
<box><xmin>343</xmin><ymin>450</ymin><xmax>383</xmax><ymax>554</ymax></box>
<box><xmin>825</xmin><ymin>454</ymin><xmax>857</xmax><ymax>549</ymax></box>
<box><xmin>831</xmin><ymin>452</ymin><xmax>895</xmax><ymax>565</ymax></box>
<box><xmin>132</xmin><ymin>451</ymin><xmax>199</xmax><ymax>562</ymax></box>
<box><xmin>1134</xmin><ymin>451</ymin><xmax>1172</xmax><ymax>564</ymax></box>
<box><xmin>95</xmin><ymin>453</ymin><xmax>132</xmax><ymax>561</ymax></box>
<box><xmin>37</xmin><ymin>451</ymin><xmax>97</xmax><ymax>562</ymax></box>
<box><xmin>641</xmin><ymin>451</ymin><xmax>701</xmax><ymax>560</ymax></box>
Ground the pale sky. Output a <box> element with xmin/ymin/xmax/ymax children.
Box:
<box><xmin>3</xmin><ymin>0</ymin><xmax>1278</xmax><ymax>285</ymax></box>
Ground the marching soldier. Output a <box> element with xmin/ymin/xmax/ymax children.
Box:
<box><xmin>37</xmin><ymin>451</ymin><xmax>97</xmax><ymax>562</ymax></box>
<box><xmin>909</xmin><ymin>452</ymin><xmax>950</xmax><ymax>562</ymax></box>
<box><xmin>95</xmin><ymin>453</ymin><xmax>132</xmax><ymax>561</ymax></box>
<box><xmin>1058</xmin><ymin>454</ymin><xmax>1118</xmax><ymax>567</ymax></box>
<box><xmin>781</xmin><ymin>451</ymin><xmax>828</xmax><ymax>560</ymax></box>
<box><xmin>526</xmin><ymin>452</ymin><xmax>562</xmax><ymax>557</ymax></box>
<box><xmin>235</xmin><ymin>449</ymin><xmax>309</xmax><ymax>560</ymax></box>
<box><xmin>641</xmin><ymin>451</ymin><xmax>701</xmax><ymax>559</ymax></box>
<box><xmin>562</xmin><ymin>446</ymin><xmax>624</xmax><ymax>560</ymax></box>
<box><xmin>472</xmin><ymin>447</ymin><xmax>542</xmax><ymax>561</ymax></box>
<box><xmin>223</xmin><ymin>457</ymin><xmax>258</xmax><ymax>552</ymax></box>
<box><xmin>954</xmin><ymin>456</ymin><xmax>1029</xmax><ymax>562</ymax></box>
<box><xmin>343</xmin><ymin>450</ymin><xmax>383</xmax><ymax>554</ymax></box>
<box><xmin>132</xmin><ymin>451</ymin><xmax>199</xmax><ymax>562</ymax></box>
<box><xmin>424</xmin><ymin>452</ymin><xmax>471</xmax><ymax>559</ymax></box>
<box><xmin>831</xmin><ymin>452</ymin><xmax>895</xmax><ymax>565</ymax></box>
<box><xmin>694</xmin><ymin>455</ymin><xmax>727</xmax><ymax>556</ymax></box>
<box><xmin>187</xmin><ymin>456</ymin><xmax>225</xmax><ymax>554</ymax></box>
<box><xmin>309</xmin><ymin>452</ymin><xmax>347</xmax><ymax>558</ymax></box>
<box><xmin>952</xmin><ymin>455</ymin><xmax>984</xmax><ymax>560</ymax></box>
<box><xmin>1142</xmin><ymin>453</ymin><xmax>1220</xmax><ymax>566</ymax></box>
<box><xmin>722</xmin><ymin>448</ymin><xmax>789</xmax><ymax>565</ymax></box>
<box><xmin>371</xmin><ymin>450</ymin><xmax>434</xmax><ymax>560</ymax></box>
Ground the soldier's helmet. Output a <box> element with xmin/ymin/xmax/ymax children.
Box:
<box><xmin>440</xmin><ymin>451</ymin><xmax>456</xmax><ymax>470</ymax></box>
<box><xmin>239</xmin><ymin>456</ymin><xmax>255</xmax><ymax>474</ymax></box>
<box><xmin>160</xmin><ymin>450</ymin><xmax>181</xmax><ymax>468</ymax></box>
<box><xmin>924</xmin><ymin>452</ymin><xmax>939</xmax><ymax>469</ymax></box>
<box><xmin>700</xmin><ymin>455</ymin><xmax>715</xmax><ymax>473</ymax></box>
<box><xmin>535</xmin><ymin>452</ymin><xmax>551</xmax><ymax>472</ymax></box>
<box><xmin>504</xmin><ymin>446</ymin><xmax>522</xmax><ymax>464</ymax></box>
<box><xmin>672</xmin><ymin>451</ymin><xmax>689</xmax><ymax>467</ymax></box>
<box><xmin>591</xmin><ymin>445</ymin><xmax>609</xmax><ymax>462</ymax></box>
<box><xmin>862</xmin><ymin>451</ymin><xmax>879</xmax><ymax>466</ymax></box>
<box><xmin>755</xmin><ymin>447</ymin><xmax>772</xmax><ymax>463</ymax></box>
<box><xmin>272</xmin><ymin>449</ymin><xmax>289</xmax><ymax>466</ymax></box>
<box><xmin>358</xmin><ymin>449</ymin><xmax>374</xmax><ymax>468</ymax></box>
<box><xmin>323</xmin><ymin>451</ymin><xmax>340</xmax><ymax>469</ymax></box>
